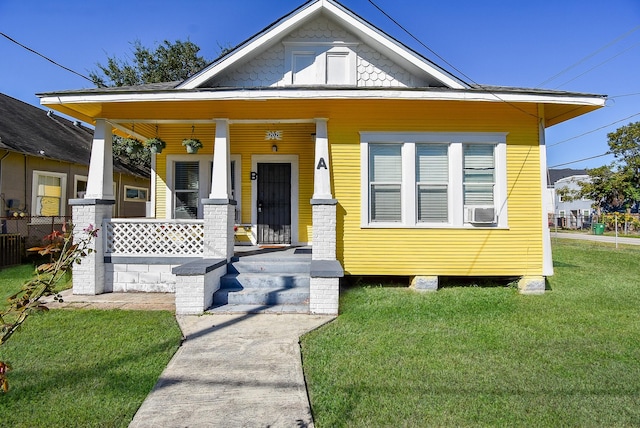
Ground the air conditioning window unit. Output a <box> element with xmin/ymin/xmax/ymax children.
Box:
<box><xmin>465</xmin><ymin>206</ymin><xmax>496</xmax><ymax>224</ymax></box>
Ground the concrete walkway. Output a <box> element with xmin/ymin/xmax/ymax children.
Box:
<box><xmin>129</xmin><ymin>313</ymin><xmax>333</xmax><ymax>428</ymax></box>
<box><xmin>552</xmin><ymin>231</ymin><xmax>640</xmax><ymax>246</ymax></box>
<box><xmin>45</xmin><ymin>291</ymin><xmax>334</xmax><ymax>427</ymax></box>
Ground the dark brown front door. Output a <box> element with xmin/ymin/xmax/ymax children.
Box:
<box><xmin>257</xmin><ymin>163</ymin><xmax>291</xmax><ymax>244</ymax></box>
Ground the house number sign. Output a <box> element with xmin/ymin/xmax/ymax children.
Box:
<box><xmin>317</xmin><ymin>157</ymin><xmax>327</xmax><ymax>169</ymax></box>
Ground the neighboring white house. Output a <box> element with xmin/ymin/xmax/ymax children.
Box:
<box><xmin>548</xmin><ymin>169</ymin><xmax>593</xmax><ymax>229</ymax></box>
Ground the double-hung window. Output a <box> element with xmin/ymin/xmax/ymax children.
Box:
<box><xmin>361</xmin><ymin>132</ymin><xmax>507</xmax><ymax>228</ymax></box>
<box><xmin>32</xmin><ymin>171</ymin><xmax>67</xmax><ymax>216</ymax></box>
<box><xmin>417</xmin><ymin>144</ymin><xmax>449</xmax><ymax>223</ymax></box>
<box><xmin>369</xmin><ymin>144</ymin><xmax>402</xmax><ymax>222</ymax></box>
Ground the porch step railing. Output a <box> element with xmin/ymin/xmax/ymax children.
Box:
<box><xmin>104</xmin><ymin>219</ymin><xmax>204</xmax><ymax>257</ymax></box>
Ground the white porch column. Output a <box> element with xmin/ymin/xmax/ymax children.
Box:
<box><xmin>209</xmin><ymin>119</ymin><xmax>231</xmax><ymax>200</ymax></box>
<box><xmin>310</xmin><ymin>118</ymin><xmax>342</xmax><ymax>315</ymax></box>
<box><xmin>85</xmin><ymin>119</ymin><xmax>114</xmax><ymax>199</ymax></box>
<box><xmin>203</xmin><ymin>119</ymin><xmax>235</xmax><ymax>261</ymax></box>
<box><xmin>313</xmin><ymin>118</ymin><xmax>332</xmax><ymax>199</ymax></box>
<box><xmin>70</xmin><ymin>119</ymin><xmax>115</xmax><ymax>295</ymax></box>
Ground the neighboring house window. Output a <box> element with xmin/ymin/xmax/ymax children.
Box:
<box><xmin>32</xmin><ymin>171</ymin><xmax>66</xmax><ymax>216</ymax></box>
<box><xmin>361</xmin><ymin>132</ymin><xmax>507</xmax><ymax>228</ymax></box>
<box><xmin>559</xmin><ymin>210</ymin><xmax>566</xmax><ymax>218</ymax></box>
<box><xmin>124</xmin><ymin>185</ymin><xmax>148</xmax><ymax>202</ymax></box>
<box><xmin>74</xmin><ymin>175</ymin><xmax>88</xmax><ymax>199</ymax></box>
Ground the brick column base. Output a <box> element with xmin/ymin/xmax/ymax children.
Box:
<box><xmin>310</xmin><ymin>199</ymin><xmax>342</xmax><ymax>315</ymax></box>
<box><xmin>70</xmin><ymin>199</ymin><xmax>114</xmax><ymax>295</ymax></box>
<box><xmin>202</xmin><ymin>200</ymin><xmax>236</xmax><ymax>260</ymax></box>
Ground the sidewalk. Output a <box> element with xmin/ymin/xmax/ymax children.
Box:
<box><xmin>552</xmin><ymin>231</ymin><xmax>640</xmax><ymax>246</ymax></box>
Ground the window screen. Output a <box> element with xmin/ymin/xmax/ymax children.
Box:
<box><xmin>369</xmin><ymin>144</ymin><xmax>402</xmax><ymax>222</ymax></box>
<box><xmin>463</xmin><ymin>144</ymin><xmax>495</xmax><ymax>206</ymax></box>
<box><xmin>417</xmin><ymin>144</ymin><xmax>448</xmax><ymax>222</ymax></box>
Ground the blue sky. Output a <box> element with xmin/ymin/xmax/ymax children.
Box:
<box><xmin>1</xmin><ymin>0</ymin><xmax>639</xmax><ymax>170</ymax></box>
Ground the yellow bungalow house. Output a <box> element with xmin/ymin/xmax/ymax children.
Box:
<box><xmin>38</xmin><ymin>0</ymin><xmax>604</xmax><ymax>315</ymax></box>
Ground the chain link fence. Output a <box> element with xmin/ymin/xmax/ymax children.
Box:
<box><xmin>0</xmin><ymin>216</ymin><xmax>72</xmax><ymax>267</ymax></box>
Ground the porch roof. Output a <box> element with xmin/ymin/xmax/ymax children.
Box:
<box><xmin>38</xmin><ymin>85</ymin><xmax>606</xmax><ymax>131</ymax></box>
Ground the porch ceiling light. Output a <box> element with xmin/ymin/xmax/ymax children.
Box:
<box><xmin>272</xmin><ymin>144</ymin><xmax>278</xmax><ymax>152</ymax></box>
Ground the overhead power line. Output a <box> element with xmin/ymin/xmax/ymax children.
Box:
<box><xmin>554</xmin><ymin>42</ymin><xmax>640</xmax><ymax>89</ymax></box>
<box><xmin>0</xmin><ymin>31</ymin><xmax>95</xmax><ymax>84</ymax></box>
<box><xmin>537</xmin><ymin>25</ymin><xmax>640</xmax><ymax>88</ymax></box>
<box><xmin>366</xmin><ymin>0</ymin><xmax>539</xmax><ymax>120</ymax></box>
<box><xmin>548</xmin><ymin>152</ymin><xmax>611</xmax><ymax>168</ymax></box>
<box><xmin>548</xmin><ymin>112</ymin><xmax>640</xmax><ymax>148</ymax></box>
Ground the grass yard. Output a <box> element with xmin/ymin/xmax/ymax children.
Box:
<box><xmin>0</xmin><ymin>264</ymin><xmax>182</xmax><ymax>427</ymax></box>
<box><xmin>301</xmin><ymin>239</ymin><xmax>640</xmax><ymax>427</ymax></box>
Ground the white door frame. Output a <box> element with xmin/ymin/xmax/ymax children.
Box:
<box><xmin>251</xmin><ymin>154</ymin><xmax>299</xmax><ymax>245</ymax></box>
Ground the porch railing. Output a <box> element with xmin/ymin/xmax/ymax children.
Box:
<box><xmin>104</xmin><ymin>219</ymin><xmax>204</xmax><ymax>257</ymax></box>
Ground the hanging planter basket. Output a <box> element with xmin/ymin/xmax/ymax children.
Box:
<box><xmin>123</xmin><ymin>138</ymin><xmax>143</xmax><ymax>155</ymax></box>
<box><xmin>145</xmin><ymin>137</ymin><xmax>166</xmax><ymax>154</ymax></box>
<box><xmin>182</xmin><ymin>138</ymin><xmax>203</xmax><ymax>154</ymax></box>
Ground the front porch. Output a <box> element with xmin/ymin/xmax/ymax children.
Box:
<box><xmin>72</xmin><ymin>211</ymin><xmax>341</xmax><ymax>315</ymax></box>
<box><xmin>68</xmin><ymin>116</ymin><xmax>342</xmax><ymax>314</ymax></box>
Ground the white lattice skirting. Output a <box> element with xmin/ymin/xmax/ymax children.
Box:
<box><xmin>105</xmin><ymin>219</ymin><xmax>205</xmax><ymax>257</ymax></box>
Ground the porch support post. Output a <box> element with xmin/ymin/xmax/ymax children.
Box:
<box><xmin>69</xmin><ymin>119</ymin><xmax>115</xmax><ymax>295</ymax></box>
<box><xmin>85</xmin><ymin>119</ymin><xmax>114</xmax><ymax>199</ymax></box>
<box><xmin>310</xmin><ymin>118</ymin><xmax>342</xmax><ymax>315</ymax></box>
<box><xmin>209</xmin><ymin>119</ymin><xmax>231</xmax><ymax>200</ymax></box>
<box><xmin>203</xmin><ymin>119</ymin><xmax>235</xmax><ymax>261</ymax></box>
<box><xmin>313</xmin><ymin>118</ymin><xmax>332</xmax><ymax>200</ymax></box>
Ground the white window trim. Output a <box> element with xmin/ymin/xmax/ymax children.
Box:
<box><xmin>284</xmin><ymin>41</ymin><xmax>358</xmax><ymax>86</ymax></box>
<box><xmin>165</xmin><ymin>154</ymin><xmax>241</xmax><ymax>219</ymax></box>
<box><xmin>74</xmin><ymin>174</ymin><xmax>88</xmax><ymax>199</ymax></box>
<box><xmin>31</xmin><ymin>170</ymin><xmax>67</xmax><ymax>217</ymax></box>
<box><xmin>123</xmin><ymin>185</ymin><xmax>149</xmax><ymax>202</ymax></box>
<box><xmin>360</xmin><ymin>132</ymin><xmax>508</xmax><ymax>229</ymax></box>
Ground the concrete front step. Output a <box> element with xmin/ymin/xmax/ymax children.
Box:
<box><xmin>212</xmin><ymin>246</ymin><xmax>312</xmax><ymax>309</ymax></box>
<box><xmin>227</xmin><ymin>261</ymin><xmax>310</xmax><ymax>274</ymax></box>
<box><xmin>213</xmin><ymin>285</ymin><xmax>310</xmax><ymax>305</ymax></box>
<box><xmin>221</xmin><ymin>273</ymin><xmax>310</xmax><ymax>289</ymax></box>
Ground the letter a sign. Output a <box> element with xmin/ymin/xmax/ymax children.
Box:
<box><xmin>316</xmin><ymin>157</ymin><xmax>327</xmax><ymax>170</ymax></box>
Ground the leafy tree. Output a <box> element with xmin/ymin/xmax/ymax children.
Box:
<box><xmin>564</xmin><ymin>122</ymin><xmax>640</xmax><ymax>214</ymax></box>
<box><xmin>89</xmin><ymin>39</ymin><xmax>209</xmax><ymax>87</ymax></box>
<box><xmin>90</xmin><ymin>39</ymin><xmax>211</xmax><ymax>169</ymax></box>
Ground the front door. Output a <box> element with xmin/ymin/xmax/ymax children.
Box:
<box><xmin>257</xmin><ymin>163</ymin><xmax>291</xmax><ymax>244</ymax></box>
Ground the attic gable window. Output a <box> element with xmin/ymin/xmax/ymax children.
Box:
<box><xmin>285</xmin><ymin>42</ymin><xmax>357</xmax><ymax>86</ymax></box>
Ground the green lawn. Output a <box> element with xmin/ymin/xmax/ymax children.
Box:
<box><xmin>0</xmin><ymin>265</ymin><xmax>182</xmax><ymax>427</ymax></box>
<box><xmin>301</xmin><ymin>240</ymin><xmax>640</xmax><ymax>427</ymax></box>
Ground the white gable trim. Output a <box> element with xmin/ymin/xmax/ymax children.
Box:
<box><xmin>178</xmin><ymin>0</ymin><xmax>466</xmax><ymax>90</ymax></box>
